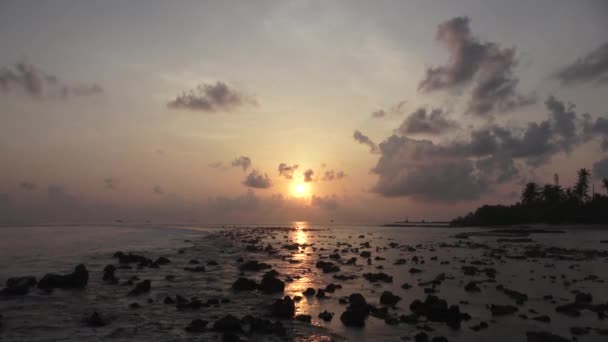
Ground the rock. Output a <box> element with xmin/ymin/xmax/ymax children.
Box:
<box><xmin>340</xmin><ymin>293</ymin><xmax>370</xmax><ymax>327</ymax></box>
<box><xmin>380</xmin><ymin>291</ymin><xmax>401</xmax><ymax>306</ymax></box>
<box><xmin>213</xmin><ymin>315</ymin><xmax>242</xmax><ymax>331</ymax></box>
<box><xmin>129</xmin><ymin>302</ymin><xmax>141</xmax><ymax>309</ymax></box>
<box><xmin>207</xmin><ymin>260</ymin><xmax>219</xmax><ymax>266</ymax></box>
<box><xmin>532</xmin><ymin>315</ymin><xmax>551</xmax><ymax>323</ymax></box>
<box><xmin>360</xmin><ymin>251</ymin><xmax>371</xmax><ymax>258</ymax></box>
<box><xmin>163</xmin><ymin>296</ymin><xmax>175</xmax><ymax>304</ymax></box>
<box><xmin>271</xmin><ymin>296</ymin><xmax>295</xmax><ymax>319</ymax></box>
<box><xmin>241</xmin><ymin>315</ymin><xmax>286</xmax><ymax>336</ymax></box>
<box><xmin>232</xmin><ymin>278</ymin><xmax>258</xmax><ymax>291</ymax></box>
<box><xmin>83</xmin><ymin>312</ymin><xmax>107</xmax><ymax>327</ymax></box>
<box><xmin>575</xmin><ymin>292</ymin><xmax>592</xmax><ymax>304</ymax></box>
<box><xmin>295</xmin><ymin>314</ymin><xmax>311</xmax><ymax>323</ymax></box>
<box><xmin>239</xmin><ymin>260</ymin><xmax>272</xmax><ymax>272</ymax></box>
<box><xmin>38</xmin><ymin>264</ymin><xmax>89</xmax><ymax>291</ymax></box>
<box><xmin>490</xmin><ymin>304</ymin><xmax>518</xmax><ymax>316</ymax></box>
<box><xmin>415</xmin><ymin>332</ymin><xmax>429</xmax><ymax>342</ymax></box>
<box><xmin>185</xmin><ymin>319</ymin><xmax>208</xmax><ymax>332</ymax></box>
<box><xmin>409</xmin><ymin>268</ymin><xmax>423</xmax><ymax>274</ymax></box>
<box><xmin>402</xmin><ymin>283</ymin><xmax>412</xmax><ymax>290</ymax></box>
<box><xmin>260</xmin><ymin>272</ymin><xmax>285</xmax><ymax>294</ymax></box>
<box><xmin>154</xmin><ymin>257</ymin><xmax>171</xmax><ymax>265</ymax></box>
<box><xmin>526</xmin><ymin>331</ymin><xmax>569</xmax><ymax>342</ymax></box>
<box><xmin>325</xmin><ymin>283</ymin><xmax>342</xmax><ymax>292</ymax></box>
<box><xmin>222</xmin><ymin>332</ymin><xmax>244</xmax><ymax>342</ymax></box>
<box><xmin>315</xmin><ymin>261</ymin><xmax>340</xmax><ymax>273</ymax></box>
<box><xmin>113</xmin><ymin>252</ymin><xmax>153</xmax><ymax>267</ymax></box>
<box><xmin>303</xmin><ymin>288</ymin><xmax>316</xmax><ymax>296</ymax></box>
<box><xmin>409</xmin><ymin>295</ymin><xmax>468</xmax><ymax>329</ymax></box>
<box><xmin>431</xmin><ymin>337</ymin><xmax>449</xmax><ymax>342</ymax></box>
<box><xmin>318</xmin><ymin>310</ymin><xmax>334</xmax><ymax>321</ymax></box>
<box><xmin>362</xmin><ymin>272</ymin><xmax>393</xmax><ymax>283</ymax></box>
<box><xmin>496</xmin><ymin>285</ymin><xmax>528</xmax><ymax>304</ymax></box>
<box><xmin>127</xmin><ymin>279</ymin><xmax>151</xmax><ymax>296</ymax></box>
<box><xmin>184</xmin><ymin>266</ymin><xmax>206</xmax><ymax>272</ymax></box>
<box><xmin>1</xmin><ymin>276</ymin><xmax>37</xmax><ymax>295</ymax></box>
<box><xmin>316</xmin><ymin>289</ymin><xmax>326</xmax><ymax>299</ymax></box>
<box><xmin>102</xmin><ymin>265</ymin><xmax>118</xmax><ymax>284</ymax></box>
<box><xmin>464</xmin><ymin>281</ymin><xmax>481</xmax><ymax>292</ymax></box>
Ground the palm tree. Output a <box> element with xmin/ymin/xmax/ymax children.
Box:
<box><xmin>603</xmin><ymin>177</ymin><xmax>608</xmax><ymax>195</ymax></box>
<box><xmin>522</xmin><ymin>182</ymin><xmax>540</xmax><ymax>205</ymax></box>
<box><xmin>575</xmin><ymin>168</ymin><xmax>591</xmax><ymax>202</ymax></box>
<box><xmin>541</xmin><ymin>184</ymin><xmax>562</xmax><ymax>204</ymax></box>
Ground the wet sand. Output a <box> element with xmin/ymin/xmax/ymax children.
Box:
<box><xmin>0</xmin><ymin>224</ymin><xmax>607</xmax><ymax>341</ymax></box>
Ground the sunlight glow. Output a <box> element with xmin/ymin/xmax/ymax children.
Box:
<box><xmin>292</xmin><ymin>182</ymin><xmax>310</xmax><ymax>198</ymax></box>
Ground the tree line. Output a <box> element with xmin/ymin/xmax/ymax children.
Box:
<box><xmin>450</xmin><ymin>169</ymin><xmax>608</xmax><ymax>226</ymax></box>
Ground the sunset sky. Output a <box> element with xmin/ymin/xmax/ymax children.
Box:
<box><xmin>1</xmin><ymin>0</ymin><xmax>607</xmax><ymax>224</ymax></box>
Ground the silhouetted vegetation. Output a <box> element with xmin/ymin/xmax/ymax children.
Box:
<box><xmin>451</xmin><ymin>169</ymin><xmax>608</xmax><ymax>226</ymax></box>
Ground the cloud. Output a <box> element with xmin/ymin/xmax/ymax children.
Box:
<box><xmin>208</xmin><ymin>161</ymin><xmax>225</xmax><ymax>169</ymax></box>
<box><xmin>556</xmin><ymin>42</ymin><xmax>608</xmax><ymax>86</ymax></box>
<box><xmin>167</xmin><ymin>82</ymin><xmax>254</xmax><ymax>112</ymax></box>
<box><xmin>311</xmin><ymin>195</ymin><xmax>339</xmax><ymax>210</ymax></box>
<box><xmin>368</xmin><ymin>96</ymin><xmax>593</xmax><ymax>201</ymax></box>
<box><xmin>0</xmin><ymin>62</ymin><xmax>103</xmax><ymax>99</ymax></box>
<box><xmin>370</xmin><ymin>100</ymin><xmax>407</xmax><ymax>119</ymax></box>
<box><xmin>583</xmin><ymin>115</ymin><xmax>608</xmax><ymax>150</ymax></box>
<box><xmin>278</xmin><ymin>163</ymin><xmax>299</xmax><ymax>179</ymax></box>
<box><xmin>353</xmin><ymin>130</ymin><xmax>379</xmax><ymax>153</ymax></box>
<box><xmin>418</xmin><ymin>17</ymin><xmax>533</xmax><ymax>116</ymax></box>
<box><xmin>321</xmin><ymin>169</ymin><xmax>346</xmax><ymax>181</ymax></box>
<box><xmin>104</xmin><ymin>178</ymin><xmax>118</xmax><ymax>190</ymax></box>
<box><xmin>231</xmin><ymin>156</ymin><xmax>252</xmax><ymax>171</ymax></box>
<box><xmin>209</xmin><ymin>189</ymin><xmax>260</xmax><ymax>212</ymax></box>
<box><xmin>397</xmin><ymin>107</ymin><xmax>458</xmax><ymax>135</ymax></box>
<box><xmin>592</xmin><ymin>158</ymin><xmax>608</xmax><ymax>179</ymax></box>
<box><xmin>303</xmin><ymin>169</ymin><xmax>314</xmax><ymax>182</ymax></box>
<box><xmin>153</xmin><ymin>186</ymin><xmax>164</xmax><ymax>195</ymax></box>
<box><xmin>19</xmin><ymin>182</ymin><xmax>37</xmax><ymax>191</ymax></box>
<box><xmin>243</xmin><ymin>170</ymin><xmax>272</xmax><ymax>189</ymax></box>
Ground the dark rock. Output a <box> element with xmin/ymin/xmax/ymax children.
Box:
<box><xmin>303</xmin><ymin>288</ymin><xmax>316</xmax><ymax>296</ymax></box>
<box><xmin>271</xmin><ymin>296</ymin><xmax>295</xmax><ymax>319</ymax></box>
<box><xmin>575</xmin><ymin>292</ymin><xmax>592</xmax><ymax>304</ymax></box>
<box><xmin>410</xmin><ymin>295</ymin><xmax>468</xmax><ymax>329</ymax></box>
<box><xmin>239</xmin><ymin>260</ymin><xmax>271</xmax><ymax>272</ymax></box>
<box><xmin>325</xmin><ymin>283</ymin><xmax>342</xmax><ymax>292</ymax></box>
<box><xmin>415</xmin><ymin>332</ymin><xmax>429</xmax><ymax>342</ymax></box>
<box><xmin>490</xmin><ymin>304</ymin><xmax>518</xmax><ymax>316</ymax></box>
<box><xmin>38</xmin><ymin>264</ymin><xmax>89</xmax><ymax>291</ymax></box>
<box><xmin>83</xmin><ymin>312</ymin><xmax>107</xmax><ymax>327</ymax></box>
<box><xmin>184</xmin><ymin>266</ymin><xmax>206</xmax><ymax>272</ymax></box>
<box><xmin>129</xmin><ymin>302</ymin><xmax>141</xmax><ymax>309</ymax></box>
<box><xmin>362</xmin><ymin>272</ymin><xmax>393</xmax><ymax>283</ymax></box>
<box><xmin>360</xmin><ymin>251</ymin><xmax>371</xmax><ymax>258</ymax></box>
<box><xmin>127</xmin><ymin>279</ymin><xmax>151</xmax><ymax>296</ymax></box>
<box><xmin>464</xmin><ymin>281</ymin><xmax>480</xmax><ymax>292</ymax></box>
<box><xmin>260</xmin><ymin>272</ymin><xmax>285</xmax><ymax>294</ymax></box>
<box><xmin>213</xmin><ymin>315</ymin><xmax>242</xmax><ymax>331</ymax></box>
<box><xmin>1</xmin><ymin>276</ymin><xmax>37</xmax><ymax>295</ymax></box>
<box><xmin>102</xmin><ymin>265</ymin><xmax>118</xmax><ymax>284</ymax></box>
<box><xmin>207</xmin><ymin>260</ymin><xmax>219</xmax><ymax>266</ymax></box>
<box><xmin>185</xmin><ymin>319</ymin><xmax>208</xmax><ymax>332</ymax></box>
<box><xmin>409</xmin><ymin>268</ymin><xmax>423</xmax><ymax>274</ymax></box>
<box><xmin>532</xmin><ymin>315</ymin><xmax>551</xmax><ymax>323</ymax></box>
<box><xmin>340</xmin><ymin>293</ymin><xmax>370</xmax><ymax>327</ymax></box>
<box><xmin>318</xmin><ymin>310</ymin><xmax>334</xmax><ymax>321</ymax></box>
<box><xmin>316</xmin><ymin>289</ymin><xmax>326</xmax><ymax>299</ymax></box>
<box><xmin>431</xmin><ymin>337</ymin><xmax>449</xmax><ymax>342</ymax></box>
<box><xmin>316</xmin><ymin>261</ymin><xmax>340</xmax><ymax>273</ymax></box>
<box><xmin>496</xmin><ymin>285</ymin><xmax>528</xmax><ymax>304</ymax></box>
<box><xmin>526</xmin><ymin>331</ymin><xmax>569</xmax><ymax>342</ymax></box>
<box><xmin>295</xmin><ymin>314</ymin><xmax>311</xmax><ymax>323</ymax></box>
<box><xmin>163</xmin><ymin>296</ymin><xmax>175</xmax><ymax>304</ymax></box>
<box><xmin>402</xmin><ymin>283</ymin><xmax>412</xmax><ymax>290</ymax></box>
<box><xmin>380</xmin><ymin>291</ymin><xmax>401</xmax><ymax>306</ymax></box>
<box><xmin>232</xmin><ymin>278</ymin><xmax>258</xmax><ymax>291</ymax></box>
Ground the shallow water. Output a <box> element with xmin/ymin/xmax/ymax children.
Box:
<box><xmin>0</xmin><ymin>223</ymin><xmax>607</xmax><ymax>341</ymax></box>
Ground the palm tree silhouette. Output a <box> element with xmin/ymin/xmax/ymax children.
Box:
<box><xmin>522</xmin><ymin>182</ymin><xmax>540</xmax><ymax>205</ymax></box>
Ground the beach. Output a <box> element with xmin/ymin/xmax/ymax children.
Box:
<box><xmin>0</xmin><ymin>223</ymin><xmax>607</xmax><ymax>341</ymax></box>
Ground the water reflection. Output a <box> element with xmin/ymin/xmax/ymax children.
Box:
<box><xmin>285</xmin><ymin>221</ymin><xmax>320</xmax><ymax>316</ymax></box>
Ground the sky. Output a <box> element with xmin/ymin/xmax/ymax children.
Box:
<box><xmin>0</xmin><ymin>0</ymin><xmax>607</xmax><ymax>224</ymax></box>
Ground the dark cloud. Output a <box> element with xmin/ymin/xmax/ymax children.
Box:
<box><xmin>153</xmin><ymin>186</ymin><xmax>164</xmax><ymax>195</ymax></box>
<box><xmin>209</xmin><ymin>189</ymin><xmax>260</xmax><ymax>212</ymax></box>
<box><xmin>368</xmin><ymin>96</ymin><xmax>593</xmax><ymax>201</ymax></box>
<box><xmin>353</xmin><ymin>130</ymin><xmax>379</xmax><ymax>153</ymax></box>
<box><xmin>583</xmin><ymin>116</ymin><xmax>608</xmax><ymax>150</ymax></box>
<box><xmin>243</xmin><ymin>170</ymin><xmax>272</xmax><ymax>189</ymax></box>
<box><xmin>418</xmin><ymin>17</ymin><xmax>533</xmax><ymax>116</ymax></box>
<box><xmin>104</xmin><ymin>178</ymin><xmax>118</xmax><ymax>190</ymax></box>
<box><xmin>19</xmin><ymin>182</ymin><xmax>37</xmax><ymax>191</ymax></box>
<box><xmin>208</xmin><ymin>161</ymin><xmax>224</xmax><ymax>169</ymax></box>
<box><xmin>397</xmin><ymin>107</ymin><xmax>458</xmax><ymax>135</ymax></box>
<box><xmin>0</xmin><ymin>62</ymin><xmax>103</xmax><ymax>99</ymax></box>
<box><xmin>592</xmin><ymin>158</ymin><xmax>608</xmax><ymax>179</ymax></box>
<box><xmin>371</xmin><ymin>100</ymin><xmax>407</xmax><ymax>119</ymax></box>
<box><xmin>556</xmin><ymin>42</ymin><xmax>608</xmax><ymax>86</ymax></box>
<box><xmin>278</xmin><ymin>163</ymin><xmax>299</xmax><ymax>179</ymax></box>
<box><xmin>167</xmin><ymin>82</ymin><xmax>253</xmax><ymax>112</ymax></box>
<box><xmin>231</xmin><ymin>156</ymin><xmax>252</xmax><ymax>171</ymax></box>
<box><xmin>311</xmin><ymin>195</ymin><xmax>339</xmax><ymax>210</ymax></box>
<box><xmin>303</xmin><ymin>169</ymin><xmax>314</xmax><ymax>183</ymax></box>
<box><xmin>321</xmin><ymin>169</ymin><xmax>346</xmax><ymax>181</ymax></box>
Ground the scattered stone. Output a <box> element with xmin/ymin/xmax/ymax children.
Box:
<box><xmin>318</xmin><ymin>310</ymin><xmax>334</xmax><ymax>321</ymax></box>
<box><xmin>295</xmin><ymin>314</ymin><xmax>311</xmax><ymax>323</ymax></box>
<box><xmin>1</xmin><ymin>276</ymin><xmax>37</xmax><ymax>295</ymax></box>
<box><xmin>38</xmin><ymin>264</ymin><xmax>89</xmax><ymax>291</ymax></box>
<box><xmin>362</xmin><ymin>272</ymin><xmax>393</xmax><ymax>283</ymax></box>
<box><xmin>271</xmin><ymin>296</ymin><xmax>295</xmax><ymax>319</ymax></box>
<box><xmin>526</xmin><ymin>331</ymin><xmax>569</xmax><ymax>342</ymax></box>
<box><xmin>259</xmin><ymin>271</ymin><xmax>285</xmax><ymax>294</ymax></box>
<box><xmin>316</xmin><ymin>261</ymin><xmax>340</xmax><ymax>273</ymax></box>
<box><xmin>127</xmin><ymin>279</ymin><xmax>151</xmax><ymax>296</ymax></box>
<box><xmin>490</xmin><ymin>304</ymin><xmax>518</xmax><ymax>316</ymax></box>
<box><xmin>380</xmin><ymin>291</ymin><xmax>401</xmax><ymax>306</ymax></box>
<box><xmin>83</xmin><ymin>312</ymin><xmax>107</xmax><ymax>327</ymax></box>
<box><xmin>185</xmin><ymin>319</ymin><xmax>208</xmax><ymax>332</ymax></box>
<box><xmin>239</xmin><ymin>260</ymin><xmax>271</xmax><ymax>272</ymax></box>
<box><xmin>213</xmin><ymin>315</ymin><xmax>242</xmax><ymax>332</ymax></box>
<box><xmin>232</xmin><ymin>278</ymin><xmax>258</xmax><ymax>291</ymax></box>
<box><xmin>303</xmin><ymin>288</ymin><xmax>316</xmax><ymax>297</ymax></box>
<box><xmin>409</xmin><ymin>295</ymin><xmax>469</xmax><ymax>329</ymax></box>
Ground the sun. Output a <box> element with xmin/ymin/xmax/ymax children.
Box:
<box><xmin>292</xmin><ymin>182</ymin><xmax>310</xmax><ymax>197</ymax></box>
